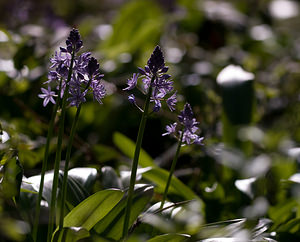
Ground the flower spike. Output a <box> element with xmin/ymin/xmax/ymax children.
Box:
<box><xmin>124</xmin><ymin>45</ymin><xmax>177</xmax><ymax>112</ymax></box>
<box><xmin>163</xmin><ymin>103</ymin><xmax>204</xmax><ymax>146</ymax></box>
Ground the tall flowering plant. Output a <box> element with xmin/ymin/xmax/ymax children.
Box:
<box><xmin>34</xmin><ymin>29</ymin><xmax>105</xmax><ymax>242</ymax></box>
<box><xmin>33</xmin><ymin>35</ymin><xmax>203</xmax><ymax>241</ymax></box>
<box><xmin>160</xmin><ymin>103</ymin><xmax>204</xmax><ymax>209</ymax></box>
<box><xmin>122</xmin><ymin>46</ymin><xmax>177</xmax><ymax>238</ymax></box>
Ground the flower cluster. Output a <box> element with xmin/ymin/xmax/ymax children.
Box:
<box><xmin>163</xmin><ymin>103</ymin><xmax>204</xmax><ymax>145</ymax></box>
<box><xmin>123</xmin><ymin>46</ymin><xmax>177</xmax><ymax>112</ymax></box>
<box><xmin>38</xmin><ymin>29</ymin><xmax>105</xmax><ymax>107</ymax></box>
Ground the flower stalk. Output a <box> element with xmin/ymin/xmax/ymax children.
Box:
<box><xmin>46</xmin><ymin>51</ymin><xmax>75</xmax><ymax>242</ymax></box>
<box><xmin>32</xmin><ymin>90</ymin><xmax>60</xmax><ymax>242</ymax></box>
<box><xmin>58</xmin><ymin>74</ymin><xmax>94</xmax><ymax>229</ymax></box>
<box><xmin>122</xmin><ymin>46</ymin><xmax>176</xmax><ymax>238</ymax></box>
<box><xmin>122</xmin><ymin>77</ymin><xmax>154</xmax><ymax>238</ymax></box>
<box><xmin>36</xmin><ymin>28</ymin><xmax>105</xmax><ymax>241</ymax></box>
<box><xmin>160</xmin><ymin>103</ymin><xmax>203</xmax><ymax>209</ymax></box>
<box><xmin>160</xmin><ymin>129</ymin><xmax>184</xmax><ymax>210</ymax></box>
<box><xmin>58</xmin><ymin>104</ymin><xmax>81</xmax><ymax>228</ymax></box>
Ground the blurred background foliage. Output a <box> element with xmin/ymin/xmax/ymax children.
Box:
<box><xmin>1</xmin><ymin>0</ymin><xmax>300</xmax><ymax>241</ymax></box>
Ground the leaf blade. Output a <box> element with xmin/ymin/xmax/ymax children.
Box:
<box><xmin>94</xmin><ymin>184</ymin><xmax>154</xmax><ymax>240</ymax></box>
<box><xmin>113</xmin><ymin>132</ymin><xmax>155</xmax><ymax>167</ymax></box>
<box><xmin>63</xmin><ymin>189</ymin><xmax>124</xmax><ymax>231</ymax></box>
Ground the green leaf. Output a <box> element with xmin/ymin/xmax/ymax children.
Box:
<box><xmin>196</xmin><ymin>219</ymin><xmax>246</xmax><ymax>238</ymax></box>
<box><xmin>113</xmin><ymin>132</ymin><xmax>155</xmax><ymax>167</ymax></box>
<box><xmin>67</xmin><ymin>167</ymin><xmax>98</xmax><ymax>192</ymax></box>
<box><xmin>141</xmin><ymin>167</ymin><xmax>202</xmax><ymax>202</ymax></box>
<box><xmin>93</xmin><ymin>144</ymin><xmax>120</xmax><ymax>163</ymax></box>
<box><xmin>51</xmin><ymin>227</ymin><xmax>90</xmax><ymax>242</ymax></box>
<box><xmin>94</xmin><ymin>184</ymin><xmax>154</xmax><ymax>240</ymax></box>
<box><xmin>147</xmin><ymin>233</ymin><xmax>190</xmax><ymax>242</ymax></box>
<box><xmin>100</xmin><ymin>0</ymin><xmax>164</xmax><ymax>60</ymax></box>
<box><xmin>61</xmin><ymin>174</ymin><xmax>90</xmax><ymax>210</ymax></box>
<box><xmin>63</xmin><ymin>189</ymin><xmax>124</xmax><ymax>230</ymax></box>
<box><xmin>101</xmin><ymin>166</ymin><xmax>123</xmax><ymax>189</ymax></box>
<box><xmin>26</xmin><ymin>170</ymin><xmax>90</xmax><ymax>207</ymax></box>
<box><xmin>20</xmin><ymin>188</ymin><xmax>38</xmax><ymax>194</ymax></box>
<box><xmin>0</xmin><ymin>156</ymin><xmax>23</xmax><ymax>199</ymax></box>
<box><xmin>269</xmin><ymin>199</ymin><xmax>298</xmax><ymax>229</ymax></box>
<box><xmin>277</xmin><ymin>217</ymin><xmax>300</xmax><ymax>233</ymax></box>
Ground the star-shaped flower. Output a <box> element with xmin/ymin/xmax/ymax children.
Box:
<box><xmin>38</xmin><ymin>86</ymin><xmax>57</xmax><ymax>107</ymax></box>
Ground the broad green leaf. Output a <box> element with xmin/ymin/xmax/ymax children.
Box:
<box><xmin>100</xmin><ymin>0</ymin><xmax>164</xmax><ymax>60</ymax></box>
<box><xmin>93</xmin><ymin>144</ymin><xmax>120</xmax><ymax>163</ymax></box>
<box><xmin>94</xmin><ymin>184</ymin><xmax>154</xmax><ymax>240</ymax></box>
<box><xmin>141</xmin><ymin>167</ymin><xmax>202</xmax><ymax>202</ymax></box>
<box><xmin>51</xmin><ymin>227</ymin><xmax>90</xmax><ymax>242</ymax></box>
<box><xmin>196</xmin><ymin>219</ymin><xmax>246</xmax><ymax>238</ymax></box>
<box><xmin>147</xmin><ymin>233</ymin><xmax>190</xmax><ymax>242</ymax></box>
<box><xmin>19</xmin><ymin>178</ymin><xmax>40</xmax><ymax>213</ymax></box>
<box><xmin>68</xmin><ymin>167</ymin><xmax>97</xmax><ymax>192</ymax></box>
<box><xmin>101</xmin><ymin>166</ymin><xmax>123</xmax><ymax>189</ymax></box>
<box><xmin>61</xmin><ymin>174</ymin><xmax>90</xmax><ymax>208</ymax></box>
<box><xmin>26</xmin><ymin>170</ymin><xmax>90</xmax><ymax>208</ymax></box>
<box><xmin>277</xmin><ymin>217</ymin><xmax>300</xmax><ymax>233</ymax></box>
<box><xmin>63</xmin><ymin>189</ymin><xmax>124</xmax><ymax>230</ymax></box>
<box><xmin>113</xmin><ymin>132</ymin><xmax>155</xmax><ymax>167</ymax></box>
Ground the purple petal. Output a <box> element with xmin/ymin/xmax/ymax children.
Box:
<box><xmin>138</xmin><ymin>67</ymin><xmax>146</xmax><ymax>75</ymax></box>
<box><xmin>152</xmin><ymin>99</ymin><xmax>161</xmax><ymax>112</ymax></box>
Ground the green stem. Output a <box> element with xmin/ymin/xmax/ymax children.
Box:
<box><xmin>160</xmin><ymin>129</ymin><xmax>184</xmax><ymax>210</ymax></box>
<box><xmin>58</xmin><ymin>77</ymin><xmax>93</xmax><ymax>229</ymax></box>
<box><xmin>122</xmin><ymin>77</ymin><xmax>154</xmax><ymax>239</ymax></box>
<box><xmin>58</xmin><ymin>105</ymin><xmax>81</xmax><ymax>228</ymax></box>
<box><xmin>46</xmin><ymin>86</ymin><xmax>69</xmax><ymax>242</ymax></box>
<box><xmin>32</xmin><ymin>99</ymin><xmax>59</xmax><ymax>241</ymax></box>
<box><xmin>47</xmin><ymin>52</ymin><xmax>75</xmax><ymax>242</ymax></box>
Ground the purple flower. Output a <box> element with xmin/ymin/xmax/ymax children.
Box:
<box><xmin>86</xmin><ymin>57</ymin><xmax>99</xmax><ymax>76</ymax></box>
<box><xmin>60</xmin><ymin>28</ymin><xmax>83</xmax><ymax>54</ymax></box>
<box><xmin>147</xmin><ymin>46</ymin><xmax>165</xmax><ymax>75</ymax></box>
<box><xmin>123</xmin><ymin>73</ymin><xmax>138</xmax><ymax>91</ymax></box>
<box><xmin>178</xmin><ymin>103</ymin><xmax>199</xmax><ymax>134</ymax></box>
<box><xmin>74</xmin><ymin>52</ymin><xmax>91</xmax><ymax>77</ymax></box>
<box><xmin>153</xmin><ymin>99</ymin><xmax>162</xmax><ymax>112</ymax></box>
<box><xmin>125</xmin><ymin>46</ymin><xmax>177</xmax><ymax>112</ymax></box>
<box><xmin>39</xmin><ymin>28</ymin><xmax>106</xmax><ymax>108</ymax></box>
<box><xmin>166</xmin><ymin>91</ymin><xmax>177</xmax><ymax>111</ymax></box>
<box><xmin>163</xmin><ymin>103</ymin><xmax>204</xmax><ymax>146</ymax></box>
<box><xmin>193</xmin><ymin>136</ymin><xmax>205</xmax><ymax>145</ymax></box>
<box><xmin>162</xmin><ymin>122</ymin><xmax>177</xmax><ymax>136</ymax></box>
<box><xmin>91</xmin><ymin>81</ymin><xmax>106</xmax><ymax>104</ymax></box>
<box><xmin>44</xmin><ymin>71</ymin><xmax>58</xmax><ymax>84</ymax></box>
<box><xmin>38</xmin><ymin>86</ymin><xmax>57</xmax><ymax>107</ymax></box>
<box><xmin>67</xmin><ymin>88</ymin><xmax>87</xmax><ymax>108</ymax></box>
<box><xmin>50</xmin><ymin>51</ymin><xmax>71</xmax><ymax>71</ymax></box>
